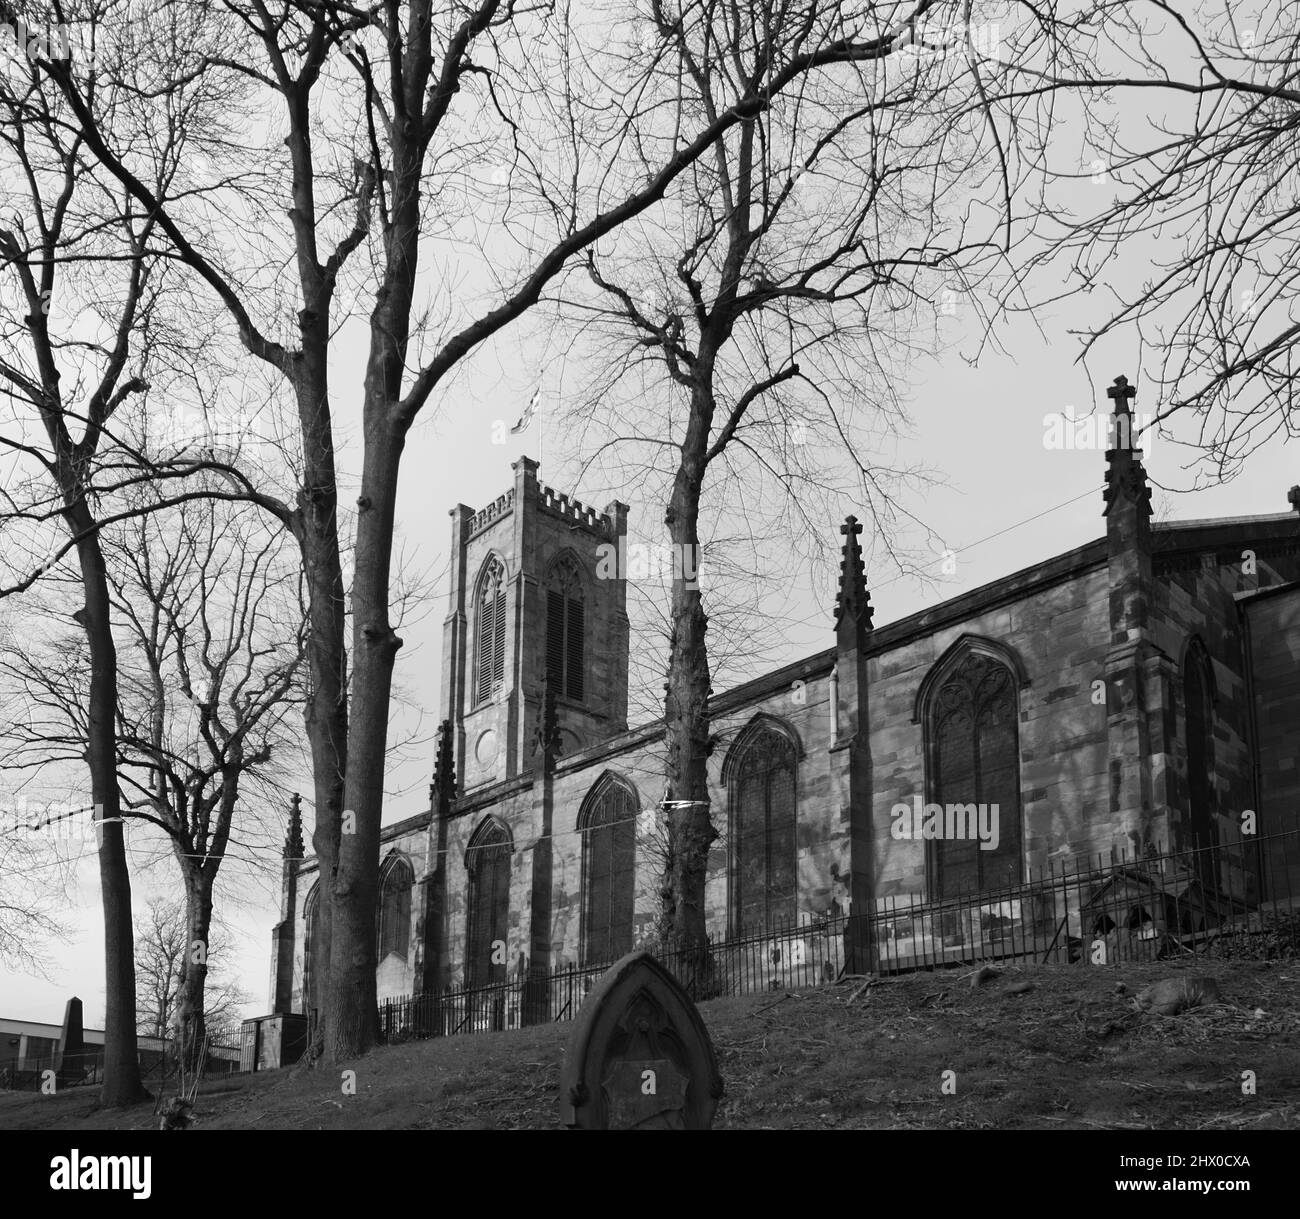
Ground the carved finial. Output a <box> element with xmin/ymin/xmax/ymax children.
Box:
<box><xmin>284</xmin><ymin>793</ymin><xmax>304</xmax><ymax>861</ymax></box>
<box><xmin>1103</xmin><ymin>375</ymin><xmax>1152</xmax><ymax>520</ymax></box>
<box><xmin>1106</xmin><ymin>374</ymin><xmax>1136</xmax><ymax>415</ymax></box>
<box><xmin>834</xmin><ymin>515</ymin><xmax>874</xmax><ymax>629</ymax></box>
<box><xmin>431</xmin><ymin>718</ymin><xmax>456</xmax><ymax>809</ymax></box>
<box><xmin>533</xmin><ymin>675</ymin><xmax>562</xmax><ymax>768</ymax></box>
<box><xmin>1289</xmin><ymin>485</ymin><xmax>1300</xmax><ymax>514</ymax></box>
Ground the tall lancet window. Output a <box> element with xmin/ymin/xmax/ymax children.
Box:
<box><xmin>579</xmin><ymin>775</ymin><xmax>637</xmax><ymax>965</ymax></box>
<box><xmin>474</xmin><ymin>556</ymin><xmax>507</xmax><ymax>706</ymax></box>
<box><xmin>546</xmin><ymin>554</ymin><xmax>585</xmax><ymax>701</ymax></box>
<box><xmin>465</xmin><ymin>819</ymin><xmax>511</xmax><ymax>989</ymax></box>
<box><xmin>727</xmin><ymin>720</ymin><xmax>799</xmax><ymax>936</ymax></box>
<box><xmin>303</xmin><ymin>884</ymin><xmax>321</xmax><ymax>1017</ymax></box>
<box><xmin>1183</xmin><ymin>639</ymin><xmax>1217</xmax><ymax>884</ymax></box>
<box><xmin>927</xmin><ymin>648</ymin><xmax>1023</xmax><ymax>897</ymax></box>
<box><xmin>376</xmin><ymin>855</ymin><xmax>413</xmax><ymax>962</ymax></box>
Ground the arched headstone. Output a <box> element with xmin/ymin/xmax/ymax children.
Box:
<box><xmin>559</xmin><ymin>951</ymin><xmax>723</xmax><ymax>1129</ymax></box>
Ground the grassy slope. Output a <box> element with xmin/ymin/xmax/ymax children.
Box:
<box><xmin>2</xmin><ymin>960</ymin><xmax>1297</xmax><ymax>1130</ymax></box>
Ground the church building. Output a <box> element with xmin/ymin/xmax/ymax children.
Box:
<box><xmin>266</xmin><ymin>377</ymin><xmax>1300</xmax><ymax>1023</ymax></box>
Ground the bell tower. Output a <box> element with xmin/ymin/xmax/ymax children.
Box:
<box><xmin>441</xmin><ymin>456</ymin><xmax>629</xmax><ymax>792</ymax></box>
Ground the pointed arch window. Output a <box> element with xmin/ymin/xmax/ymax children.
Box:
<box><xmin>466</xmin><ymin>820</ymin><xmax>511</xmax><ymax>989</ymax></box>
<box><xmin>1183</xmin><ymin>639</ymin><xmax>1218</xmax><ymax>884</ymax></box>
<box><xmin>474</xmin><ymin>557</ymin><xmax>507</xmax><ymax>706</ymax></box>
<box><xmin>303</xmin><ymin>884</ymin><xmax>321</xmax><ymax>1017</ymax></box>
<box><xmin>926</xmin><ymin>649</ymin><xmax>1023</xmax><ymax>898</ymax></box>
<box><xmin>579</xmin><ymin>776</ymin><xmax>637</xmax><ymax>965</ymax></box>
<box><xmin>377</xmin><ymin>856</ymin><xmax>414</xmax><ymax>962</ymax></box>
<box><xmin>546</xmin><ymin>554</ymin><xmax>585</xmax><ymax>701</ymax></box>
<box><xmin>728</xmin><ymin>722</ymin><xmax>799</xmax><ymax>936</ymax></box>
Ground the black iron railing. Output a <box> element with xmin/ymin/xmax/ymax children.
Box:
<box><xmin>374</xmin><ymin>828</ymin><xmax>1299</xmax><ymax>1047</ymax></box>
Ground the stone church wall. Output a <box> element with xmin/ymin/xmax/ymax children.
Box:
<box><xmin>429</xmin><ymin>555</ymin><xmax>1136</xmax><ymax>978</ymax></box>
<box><xmin>1245</xmin><ymin>586</ymin><xmax>1300</xmax><ymax>897</ymax></box>
<box><xmin>270</xmin><ymin>458</ymin><xmax>1300</xmax><ymax>1017</ymax></box>
<box><xmin>1152</xmin><ymin>555</ymin><xmax>1256</xmax><ymax>864</ymax></box>
<box><xmin>438</xmin><ymin>660</ymin><xmax>843</xmax><ymax>982</ymax></box>
<box><xmin>867</xmin><ymin>562</ymin><xmax>1114</xmax><ymax>897</ymax></box>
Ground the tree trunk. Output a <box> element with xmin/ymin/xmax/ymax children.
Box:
<box><xmin>72</xmin><ymin>507</ymin><xmax>148</xmax><ymax>1106</ymax></box>
<box><xmin>661</xmin><ymin>382</ymin><xmax>718</xmax><ymax>992</ymax></box>
<box><xmin>329</xmin><ymin>423</ymin><xmax>406</xmax><ymax>1059</ymax></box>
<box><xmin>290</xmin><ymin>318</ymin><xmax>348</xmax><ymax>1054</ymax></box>
<box><xmin>324</xmin><ymin>131</ymin><xmax>422</xmax><ymax>1060</ymax></box>
<box><xmin>175</xmin><ymin>873</ymin><xmax>214</xmax><ymax>1078</ymax></box>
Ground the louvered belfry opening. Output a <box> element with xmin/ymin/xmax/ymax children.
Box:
<box><xmin>466</xmin><ymin>820</ymin><xmax>511</xmax><ymax>989</ymax></box>
<box><xmin>731</xmin><ymin>724</ymin><xmax>798</xmax><ymax>937</ymax></box>
<box><xmin>580</xmin><ymin>776</ymin><xmax>636</xmax><ymax>966</ymax></box>
<box><xmin>474</xmin><ymin>557</ymin><xmax>507</xmax><ymax>705</ymax></box>
<box><xmin>376</xmin><ymin>856</ymin><xmax>413</xmax><ymax>962</ymax></box>
<box><xmin>930</xmin><ymin>651</ymin><xmax>1023</xmax><ymax>900</ymax></box>
<box><xmin>546</xmin><ymin>554</ymin><xmax>585</xmax><ymax>701</ymax></box>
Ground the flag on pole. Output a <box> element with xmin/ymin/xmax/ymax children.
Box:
<box><xmin>511</xmin><ymin>387</ymin><xmax>541</xmax><ymax>434</ymax></box>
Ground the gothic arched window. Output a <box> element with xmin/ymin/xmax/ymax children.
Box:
<box><xmin>926</xmin><ymin>648</ymin><xmax>1023</xmax><ymax>898</ymax></box>
<box><xmin>546</xmin><ymin>554</ymin><xmax>585</xmax><ymax>701</ymax></box>
<box><xmin>579</xmin><ymin>775</ymin><xmax>637</xmax><ymax>965</ymax></box>
<box><xmin>1183</xmin><ymin>639</ymin><xmax>1217</xmax><ymax>883</ymax></box>
<box><xmin>474</xmin><ymin>556</ymin><xmax>507</xmax><ymax>706</ymax></box>
<box><xmin>465</xmin><ymin>819</ymin><xmax>511</xmax><ymax>989</ymax></box>
<box><xmin>727</xmin><ymin>720</ymin><xmax>799</xmax><ymax>936</ymax></box>
<box><xmin>376</xmin><ymin>856</ymin><xmax>413</xmax><ymax>962</ymax></box>
<box><xmin>303</xmin><ymin>883</ymin><xmax>321</xmax><ymax>1017</ymax></box>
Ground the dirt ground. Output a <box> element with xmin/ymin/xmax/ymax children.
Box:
<box><xmin>2</xmin><ymin>959</ymin><xmax>1296</xmax><ymax>1130</ymax></box>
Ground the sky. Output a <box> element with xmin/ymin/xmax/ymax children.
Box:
<box><xmin>2</xmin><ymin>1</ymin><xmax>1296</xmax><ymax>1031</ymax></box>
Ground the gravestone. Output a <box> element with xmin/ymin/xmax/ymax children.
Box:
<box><xmin>559</xmin><ymin>950</ymin><xmax>723</xmax><ymax>1129</ymax></box>
<box><xmin>55</xmin><ymin>996</ymin><xmax>87</xmax><ymax>1085</ymax></box>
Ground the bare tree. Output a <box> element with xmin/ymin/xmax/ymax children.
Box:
<box><xmin>565</xmin><ymin>0</ymin><xmax>1030</xmax><ymax>955</ymax></box>
<box><xmin>134</xmin><ymin>896</ymin><xmax>252</xmax><ymax>1046</ymax></box>
<box><xmin>0</xmin><ymin>818</ymin><xmax>72</xmax><ymax>977</ymax></box>
<box><xmin>1005</xmin><ymin>0</ymin><xmax>1300</xmax><ymax>475</ymax></box>
<box><xmin>0</xmin><ymin>1</ymin><xmax>174</xmax><ymax>1103</ymax></box>
<box><xmin>26</xmin><ymin>0</ymin><xmax>1009</xmax><ymax>1058</ymax></box>
<box><xmin>0</xmin><ymin>498</ymin><xmax>304</xmax><ymax>1074</ymax></box>
<box><xmin>0</xmin><ymin>0</ymin><xmax>328</xmax><ymax>1101</ymax></box>
<box><xmin>112</xmin><ymin>501</ymin><xmax>303</xmax><ymax>1073</ymax></box>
